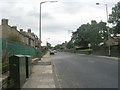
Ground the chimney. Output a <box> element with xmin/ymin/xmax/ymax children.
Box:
<box><xmin>28</xmin><ymin>29</ymin><xmax>31</xmax><ymax>34</ymax></box>
<box><xmin>11</xmin><ymin>26</ymin><xmax>17</xmax><ymax>30</ymax></box>
<box><xmin>20</xmin><ymin>29</ymin><xmax>23</xmax><ymax>32</ymax></box>
<box><xmin>31</xmin><ymin>32</ymin><xmax>35</xmax><ymax>36</ymax></box>
<box><xmin>2</xmin><ymin>19</ymin><xmax>8</xmax><ymax>25</ymax></box>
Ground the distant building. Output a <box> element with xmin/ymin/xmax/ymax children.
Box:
<box><xmin>0</xmin><ymin>19</ymin><xmax>40</xmax><ymax>49</ymax></box>
<box><xmin>106</xmin><ymin>36</ymin><xmax>120</xmax><ymax>46</ymax></box>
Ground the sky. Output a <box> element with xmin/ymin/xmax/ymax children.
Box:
<box><xmin>0</xmin><ymin>0</ymin><xmax>119</xmax><ymax>46</ymax></box>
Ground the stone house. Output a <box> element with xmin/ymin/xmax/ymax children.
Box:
<box><xmin>0</xmin><ymin>19</ymin><xmax>40</xmax><ymax>49</ymax></box>
<box><xmin>106</xmin><ymin>36</ymin><xmax>120</xmax><ymax>46</ymax></box>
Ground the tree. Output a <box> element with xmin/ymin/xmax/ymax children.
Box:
<box><xmin>46</xmin><ymin>42</ymin><xmax>51</xmax><ymax>48</ymax></box>
<box><xmin>109</xmin><ymin>1</ymin><xmax>120</xmax><ymax>34</ymax></box>
<box><xmin>71</xmin><ymin>20</ymin><xmax>108</xmax><ymax>48</ymax></box>
<box><xmin>66</xmin><ymin>40</ymin><xmax>75</xmax><ymax>49</ymax></box>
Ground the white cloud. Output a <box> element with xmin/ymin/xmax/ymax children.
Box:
<box><xmin>0</xmin><ymin>0</ymin><xmax>119</xmax><ymax>46</ymax></box>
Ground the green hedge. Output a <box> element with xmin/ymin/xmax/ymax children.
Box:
<box><xmin>75</xmin><ymin>49</ymin><xmax>93</xmax><ymax>54</ymax></box>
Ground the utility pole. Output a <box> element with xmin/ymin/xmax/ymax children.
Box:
<box><xmin>39</xmin><ymin>1</ymin><xmax>57</xmax><ymax>49</ymax></box>
<box><xmin>96</xmin><ymin>3</ymin><xmax>111</xmax><ymax>56</ymax></box>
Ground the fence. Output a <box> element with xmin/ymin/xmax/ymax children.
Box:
<box><xmin>0</xmin><ymin>39</ymin><xmax>2</xmax><ymax>74</ymax></box>
<box><xmin>2</xmin><ymin>39</ymin><xmax>41</xmax><ymax>73</ymax></box>
<box><xmin>92</xmin><ymin>45</ymin><xmax>119</xmax><ymax>57</ymax></box>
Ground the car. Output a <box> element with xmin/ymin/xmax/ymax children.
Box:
<box><xmin>50</xmin><ymin>50</ymin><xmax>55</xmax><ymax>55</ymax></box>
<box><xmin>53</xmin><ymin>50</ymin><xmax>57</xmax><ymax>53</ymax></box>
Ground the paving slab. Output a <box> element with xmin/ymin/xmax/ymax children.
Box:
<box><xmin>22</xmin><ymin>52</ymin><xmax>55</xmax><ymax>88</ymax></box>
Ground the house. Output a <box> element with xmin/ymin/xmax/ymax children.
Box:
<box><xmin>0</xmin><ymin>19</ymin><xmax>40</xmax><ymax>49</ymax></box>
<box><xmin>106</xmin><ymin>36</ymin><xmax>120</xmax><ymax>46</ymax></box>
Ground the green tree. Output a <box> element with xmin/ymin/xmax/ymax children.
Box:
<box><xmin>66</xmin><ymin>40</ymin><xmax>75</xmax><ymax>49</ymax></box>
<box><xmin>54</xmin><ymin>44</ymin><xmax>62</xmax><ymax>49</ymax></box>
<box><xmin>46</xmin><ymin>42</ymin><xmax>51</xmax><ymax>48</ymax></box>
<box><xmin>71</xmin><ymin>20</ymin><xmax>108</xmax><ymax>48</ymax></box>
<box><xmin>109</xmin><ymin>1</ymin><xmax>120</xmax><ymax>34</ymax></box>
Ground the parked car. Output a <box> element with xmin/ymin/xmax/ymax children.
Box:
<box><xmin>50</xmin><ymin>50</ymin><xmax>55</xmax><ymax>55</ymax></box>
<box><xmin>53</xmin><ymin>50</ymin><xmax>57</xmax><ymax>53</ymax></box>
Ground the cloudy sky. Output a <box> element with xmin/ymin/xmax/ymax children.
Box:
<box><xmin>0</xmin><ymin>0</ymin><xmax>119</xmax><ymax>46</ymax></box>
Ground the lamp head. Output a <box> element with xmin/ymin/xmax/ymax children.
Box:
<box><xmin>50</xmin><ymin>1</ymin><xmax>58</xmax><ymax>3</ymax></box>
<box><xmin>96</xmin><ymin>3</ymin><xmax>100</xmax><ymax>5</ymax></box>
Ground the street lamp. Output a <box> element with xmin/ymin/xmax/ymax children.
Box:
<box><xmin>96</xmin><ymin>3</ymin><xmax>111</xmax><ymax>56</ymax></box>
<box><xmin>39</xmin><ymin>1</ymin><xmax>57</xmax><ymax>49</ymax></box>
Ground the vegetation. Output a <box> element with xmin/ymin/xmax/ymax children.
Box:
<box><xmin>46</xmin><ymin>42</ymin><xmax>52</xmax><ymax>49</ymax></box>
<box><xmin>66</xmin><ymin>40</ymin><xmax>75</xmax><ymax>49</ymax></box>
<box><xmin>54</xmin><ymin>1</ymin><xmax>119</xmax><ymax>57</ymax></box>
<box><xmin>41</xmin><ymin>46</ymin><xmax>48</xmax><ymax>56</ymax></box>
<box><xmin>70</xmin><ymin>20</ymin><xmax>108</xmax><ymax>48</ymax></box>
<box><xmin>109</xmin><ymin>1</ymin><xmax>120</xmax><ymax>35</ymax></box>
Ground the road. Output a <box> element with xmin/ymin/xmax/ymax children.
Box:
<box><xmin>50</xmin><ymin>52</ymin><xmax>118</xmax><ymax>88</ymax></box>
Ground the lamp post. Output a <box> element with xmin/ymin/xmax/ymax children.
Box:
<box><xmin>96</xmin><ymin>3</ymin><xmax>111</xmax><ymax>56</ymax></box>
<box><xmin>39</xmin><ymin>1</ymin><xmax>57</xmax><ymax>49</ymax></box>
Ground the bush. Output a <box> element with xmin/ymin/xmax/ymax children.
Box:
<box><xmin>41</xmin><ymin>46</ymin><xmax>48</xmax><ymax>56</ymax></box>
<box><xmin>76</xmin><ymin>49</ymin><xmax>93</xmax><ymax>54</ymax></box>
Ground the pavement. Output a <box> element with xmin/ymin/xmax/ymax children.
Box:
<box><xmin>22</xmin><ymin>52</ymin><xmax>55</xmax><ymax>88</ymax></box>
<box><xmin>78</xmin><ymin>53</ymin><xmax>119</xmax><ymax>60</ymax></box>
